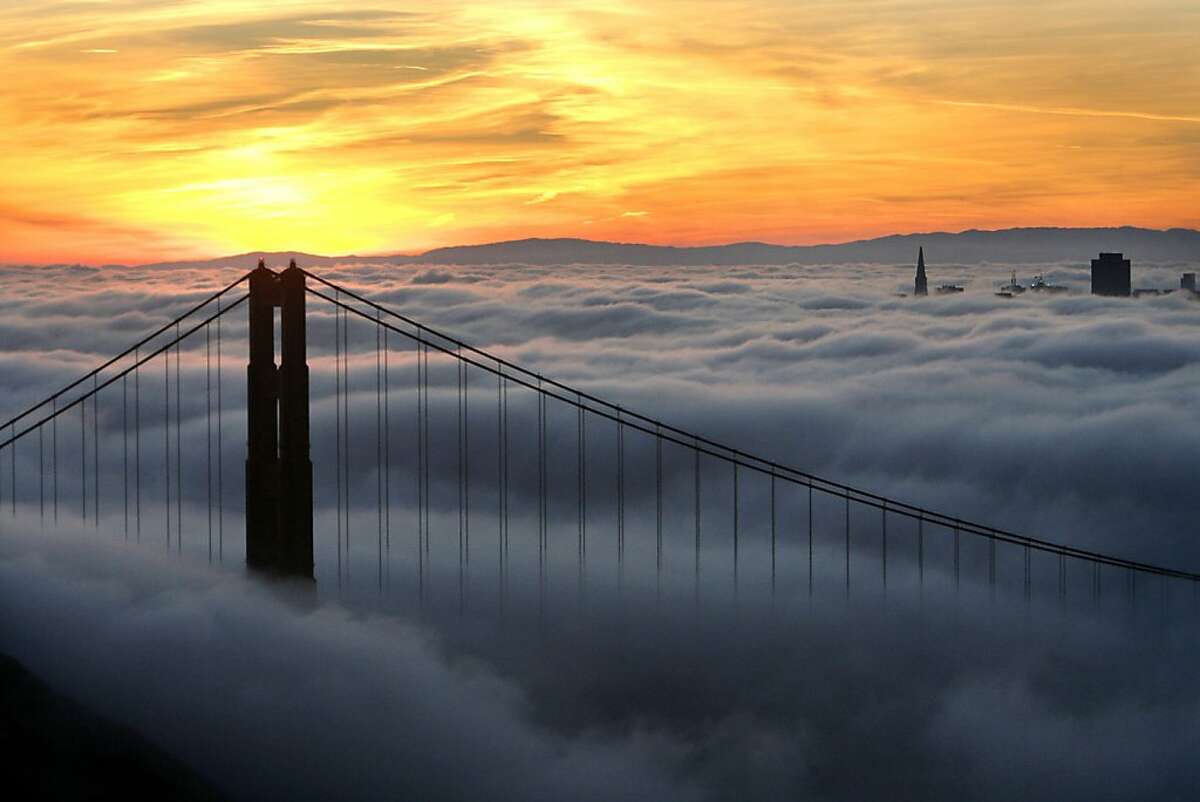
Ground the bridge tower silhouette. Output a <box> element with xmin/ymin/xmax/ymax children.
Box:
<box><xmin>246</xmin><ymin>260</ymin><xmax>313</xmax><ymax>577</ymax></box>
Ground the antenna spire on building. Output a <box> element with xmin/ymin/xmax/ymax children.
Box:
<box><xmin>914</xmin><ymin>247</ymin><xmax>928</xmax><ymax>296</ymax></box>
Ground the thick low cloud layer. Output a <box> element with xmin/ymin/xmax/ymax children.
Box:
<box><xmin>1</xmin><ymin>257</ymin><xmax>1198</xmax><ymax>799</ymax></box>
<box><xmin>2</xmin><ymin>258</ymin><xmax>1195</xmax><ymax>562</ymax></box>
<box><xmin>3</xmin><ymin>524</ymin><xmax>1199</xmax><ymax>802</ymax></box>
<box><xmin>0</xmin><ymin>530</ymin><xmax>699</xmax><ymax>802</ymax></box>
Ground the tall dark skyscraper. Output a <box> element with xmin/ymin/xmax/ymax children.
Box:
<box><xmin>1091</xmin><ymin>252</ymin><xmax>1131</xmax><ymax>297</ymax></box>
<box><xmin>914</xmin><ymin>247</ymin><xmax>928</xmax><ymax>296</ymax></box>
<box><xmin>1181</xmin><ymin>272</ymin><xmax>1197</xmax><ymax>293</ymax></box>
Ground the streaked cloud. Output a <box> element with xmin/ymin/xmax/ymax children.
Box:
<box><xmin>0</xmin><ymin>1</ymin><xmax>1197</xmax><ymax>263</ymax></box>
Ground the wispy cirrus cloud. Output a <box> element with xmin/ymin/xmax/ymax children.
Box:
<box><xmin>0</xmin><ymin>1</ymin><xmax>1197</xmax><ymax>262</ymax></box>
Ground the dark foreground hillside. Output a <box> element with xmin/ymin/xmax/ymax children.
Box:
<box><xmin>0</xmin><ymin>654</ymin><xmax>225</xmax><ymax>802</ymax></box>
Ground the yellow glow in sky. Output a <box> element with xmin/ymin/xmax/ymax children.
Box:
<box><xmin>0</xmin><ymin>0</ymin><xmax>1197</xmax><ymax>263</ymax></box>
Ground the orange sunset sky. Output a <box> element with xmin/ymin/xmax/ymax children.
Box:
<box><xmin>0</xmin><ymin>1</ymin><xmax>1197</xmax><ymax>264</ymax></box>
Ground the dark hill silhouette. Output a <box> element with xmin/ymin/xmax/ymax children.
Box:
<box><xmin>129</xmin><ymin>226</ymin><xmax>1199</xmax><ymax>269</ymax></box>
<box><xmin>140</xmin><ymin>251</ymin><xmax>352</xmax><ymax>270</ymax></box>
<box><xmin>406</xmin><ymin>227</ymin><xmax>1200</xmax><ymax>265</ymax></box>
<box><xmin>0</xmin><ymin>653</ymin><xmax>226</xmax><ymax>800</ymax></box>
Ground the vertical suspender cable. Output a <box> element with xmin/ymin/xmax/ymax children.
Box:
<box><xmin>39</xmin><ymin>420</ymin><xmax>44</xmax><ymax>525</ymax></box>
<box><xmin>337</xmin><ymin>304</ymin><xmax>350</xmax><ymax>578</ymax></box>
<box><xmin>52</xmin><ymin>396</ymin><xmax>57</xmax><ymax>524</ymax></box>
<box><xmin>844</xmin><ymin>494</ymin><xmax>850</xmax><ymax>599</ymax></box>
<box><xmin>123</xmin><ymin>376</ymin><xmax>129</xmax><ymax>538</ymax></box>
<box><xmin>93</xmin><ymin>375</ymin><xmax>99</xmax><ymax>527</ymax></box>
<box><xmin>540</xmin><ymin>381</ymin><xmax>547</xmax><ymax>576</ymax></box>
<box><xmin>537</xmin><ymin>377</ymin><xmax>545</xmax><ymax>620</ymax></box>
<box><xmin>417</xmin><ymin>341</ymin><xmax>424</xmax><ymax>560</ymax></box>
<box><xmin>165</xmin><ymin>343</ymin><xmax>170</xmax><ymax>548</ymax></box>
<box><xmin>1024</xmin><ymin>544</ymin><xmax>1031</xmax><ymax>605</ymax></box>
<box><xmin>769</xmin><ymin>472</ymin><xmax>776</xmax><ymax>599</ymax></box>
<box><xmin>216</xmin><ymin>298</ymin><xmax>223</xmax><ymax>561</ymax></box>
<box><xmin>457</xmin><ymin>350</ymin><xmax>464</xmax><ymax>613</ymax></box>
<box><xmin>135</xmin><ymin>350</ymin><xmax>141</xmax><ymax>543</ymax></box>
<box><xmin>656</xmin><ymin>426</ymin><xmax>663</xmax><ymax>599</ymax></box>
<box><xmin>953</xmin><ymin>525</ymin><xmax>960</xmax><ymax>594</ymax></box>
<box><xmin>464</xmin><ymin>354</ymin><xmax>470</xmax><ymax>569</ymax></box>
<box><xmin>422</xmin><ymin>344</ymin><xmax>430</xmax><ymax>564</ymax></box>
<box><xmin>808</xmin><ymin>483</ymin><xmax>813</xmax><ymax>598</ymax></box>
<box><xmin>416</xmin><ymin>341</ymin><xmax>423</xmax><ymax>562</ymax></box>
<box><xmin>578</xmin><ymin>396</ymin><xmax>586</xmax><ymax>599</ymax></box>
<box><xmin>881</xmin><ymin>502</ymin><xmax>888</xmax><ymax>594</ymax></box>
<box><xmin>617</xmin><ymin>408</ymin><xmax>624</xmax><ymax>588</ymax></box>
<box><xmin>540</xmin><ymin>376</ymin><xmax>544</xmax><ymax>564</ymax></box>
<box><xmin>175</xmin><ymin>323</ymin><xmax>182</xmax><ymax>550</ymax></box>
<box><xmin>415</xmin><ymin>333</ymin><xmax>423</xmax><ymax>602</ymax></box>
<box><xmin>1059</xmin><ymin>553</ymin><xmax>1066</xmax><ymax>605</ymax></box>
<box><xmin>377</xmin><ymin>310</ymin><xmax>383</xmax><ymax>592</ymax></box>
<box><xmin>336</xmin><ymin>298</ymin><xmax>343</xmax><ymax>584</ymax></box>
<box><xmin>343</xmin><ymin>305</ymin><xmax>351</xmax><ymax>576</ymax></box>
<box><xmin>694</xmin><ymin>442</ymin><xmax>700</xmax><ymax>607</ymax></box>
<box><xmin>384</xmin><ymin>328</ymin><xmax>390</xmax><ymax>579</ymax></box>
<box><xmin>733</xmin><ymin>462</ymin><xmax>739</xmax><ymax>599</ymax></box>
<box><xmin>918</xmin><ymin>513</ymin><xmax>924</xmax><ymax>595</ymax></box>
<box><xmin>497</xmin><ymin>366</ymin><xmax>504</xmax><ymax>603</ymax></box>
<box><xmin>502</xmin><ymin>371</ymin><xmax>509</xmax><ymax>582</ymax></box>
<box><xmin>376</xmin><ymin>311</ymin><xmax>383</xmax><ymax>591</ymax></box>
<box><xmin>206</xmin><ymin>325</ymin><xmax>212</xmax><ymax>562</ymax></box>
<box><xmin>578</xmin><ymin>396</ymin><xmax>583</xmax><ymax>557</ymax></box>
<box><xmin>988</xmin><ymin>532</ymin><xmax>996</xmax><ymax>600</ymax></box>
<box><xmin>80</xmin><ymin>388</ymin><xmax>86</xmax><ymax>521</ymax></box>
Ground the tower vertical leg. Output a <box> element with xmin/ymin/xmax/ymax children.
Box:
<box><xmin>246</xmin><ymin>261</ymin><xmax>282</xmax><ymax>571</ymax></box>
<box><xmin>279</xmin><ymin>263</ymin><xmax>314</xmax><ymax>578</ymax></box>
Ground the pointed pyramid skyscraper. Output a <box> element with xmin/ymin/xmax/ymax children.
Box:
<box><xmin>914</xmin><ymin>247</ymin><xmax>928</xmax><ymax>296</ymax></box>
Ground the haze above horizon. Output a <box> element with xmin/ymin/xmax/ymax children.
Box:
<box><xmin>1</xmin><ymin>1</ymin><xmax>1197</xmax><ymax>264</ymax></box>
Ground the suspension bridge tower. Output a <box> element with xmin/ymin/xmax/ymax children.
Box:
<box><xmin>246</xmin><ymin>259</ymin><xmax>313</xmax><ymax>578</ymax></box>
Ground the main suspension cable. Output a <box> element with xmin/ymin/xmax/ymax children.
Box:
<box><xmin>305</xmin><ymin>283</ymin><xmax>1200</xmax><ymax>583</ymax></box>
<box><xmin>0</xmin><ymin>274</ymin><xmax>251</xmax><ymax>436</ymax></box>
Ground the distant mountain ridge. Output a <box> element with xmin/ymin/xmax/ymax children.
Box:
<box><xmin>140</xmin><ymin>251</ymin><xmax>353</xmax><ymax>270</ymax></box>
<box><xmin>136</xmin><ymin>227</ymin><xmax>1200</xmax><ymax>269</ymax></box>
<box><xmin>407</xmin><ymin>227</ymin><xmax>1199</xmax><ymax>266</ymax></box>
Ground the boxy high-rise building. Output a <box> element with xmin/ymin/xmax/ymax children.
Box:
<box><xmin>1182</xmin><ymin>272</ymin><xmax>1197</xmax><ymax>293</ymax></box>
<box><xmin>1091</xmin><ymin>252</ymin><xmax>1131</xmax><ymax>297</ymax></box>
